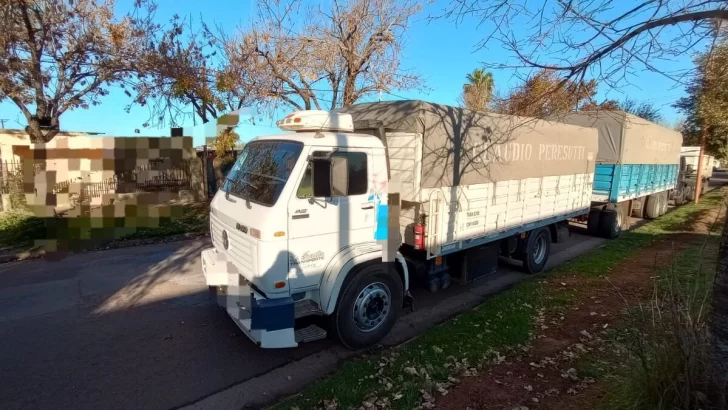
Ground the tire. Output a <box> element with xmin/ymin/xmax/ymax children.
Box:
<box><xmin>658</xmin><ymin>192</ymin><xmax>668</xmax><ymax>216</ymax></box>
<box><xmin>331</xmin><ymin>264</ymin><xmax>403</xmax><ymax>350</ymax></box>
<box><xmin>673</xmin><ymin>188</ymin><xmax>685</xmax><ymax>206</ymax></box>
<box><xmin>686</xmin><ymin>184</ymin><xmax>697</xmax><ymax>202</ymax></box>
<box><xmin>644</xmin><ymin>194</ymin><xmax>660</xmax><ymax>219</ymax></box>
<box><xmin>587</xmin><ymin>208</ymin><xmax>601</xmax><ymax>236</ymax></box>
<box><xmin>521</xmin><ymin>228</ymin><xmax>551</xmax><ymax>274</ymax></box>
<box><xmin>599</xmin><ymin>208</ymin><xmax>621</xmax><ymax>239</ymax></box>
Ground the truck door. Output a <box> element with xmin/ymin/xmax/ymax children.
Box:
<box><xmin>287</xmin><ymin>148</ymin><xmax>375</xmax><ymax>290</ymax></box>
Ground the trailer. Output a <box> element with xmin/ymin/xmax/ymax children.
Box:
<box><xmin>554</xmin><ymin>112</ymin><xmax>683</xmax><ymax>238</ymax></box>
<box><xmin>200</xmin><ymin>100</ymin><xmax>598</xmax><ymax>349</ymax></box>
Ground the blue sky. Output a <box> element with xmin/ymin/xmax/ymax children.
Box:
<box><xmin>0</xmin><ymin>0</ymin><xmax>698</xmax><ymax>144</ymax></box>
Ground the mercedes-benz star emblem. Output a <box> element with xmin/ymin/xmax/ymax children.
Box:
<box><xmin>222</xmin><ymin>230</ymin><xmax>229</xmax><ymax>250</ymax></box>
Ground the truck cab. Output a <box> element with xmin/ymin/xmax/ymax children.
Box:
<box><xmin>201</xmin><ymin>110</ymin><xmax>409</xmax><ymax>349</ymax></box>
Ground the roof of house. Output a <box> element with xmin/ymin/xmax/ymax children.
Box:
<box><xmin>0</xmin><ymin>129</ymin><xmax>104</xmax><ymax>137</ymax></box>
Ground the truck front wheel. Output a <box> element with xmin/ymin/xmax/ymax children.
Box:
<box><xmin>521</xmin><ymin>228</ymin><xmax>551</xmax><ymax>274</ymax></box>
<box><xmin>331</xmin><ymin>264</ymin><xmax>403</xmax><ymax>349</ymax></box>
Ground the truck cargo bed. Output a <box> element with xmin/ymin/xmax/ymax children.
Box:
<box><xmin>592</xmin><ymin>164</ymin><xmax>679</xmax><ymax>203</ymax></box>
<box><xmin>424</xmin><ymin>172</ymin><xmax>593</xmax><ymax>257</ymax></box>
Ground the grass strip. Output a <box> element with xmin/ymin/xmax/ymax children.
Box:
<box><xmin>271</xmin><ymin>189</ymin><xmax>726</xmax><ymax>410</ymax></box>
<box><xmin>0</xmin><ymin>202</ymin><xmax>209</xmax><ymax>250</ymax></box>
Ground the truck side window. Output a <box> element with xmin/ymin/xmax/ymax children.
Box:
<box><xmin>296</xmin><ymin>151</ymin><xmax>368</xmax><ymax>198</ymax></box>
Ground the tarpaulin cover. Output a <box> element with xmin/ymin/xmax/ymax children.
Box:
<box><xmin>338</xmin><ymin>100</ymin><xmax>598</xmax><ymax>189</ymax></box>
<box><xmin>555</xmin><ymin>111</ymin><xmax>683</xmax><ymax>165</ymax></box>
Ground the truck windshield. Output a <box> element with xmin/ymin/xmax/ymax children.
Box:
<box><xmin>221</xmin><ymin>140</ymin><xmax>303</xmax><ymax>207</ymax></box>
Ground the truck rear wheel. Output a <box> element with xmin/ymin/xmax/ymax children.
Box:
<box><xmin>521</xmin><ymin>228</ymin><xmax>551</xmax><ymax>274</ymax></box>
<box><xmin>587</xmin><ymin>209</ymin><xmax>601</xmax><ymax>236</ymax></box>
<box><xmin>331</xmin><ymin>264</ymin><xmax>403</xmax><ymax>349</ymax></box>
<box><xmin>599</xmin><ymin>207</ymin><xmax>622</xmax><ymax>239</ymax></box>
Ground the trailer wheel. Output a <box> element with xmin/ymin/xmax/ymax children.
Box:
<box><xmin>331</xmin><ymin>264</ymin><xmax>403</xmax><ymax>349</ymax></box>
<box><xmin>645</xmin><ymin>194</ymin><xmax>661</xmax><ymax>219</ymax></box>
<box><xmin>521</xmin><ymin>228</ymin><xmax>551</xmax><ymax>274</ymax></box>
<box><xmin>658</xmin><ymin>192</ymin><xmax>669</xmax><ymax>216</ymax></box>
<box><xmin>598</xmin><ymin>208</ymin><xmax>621</xmax><ymax>239</ymax></box>
<box><xmin>587</xmin><ymin>208</ymin><xmax>601</xmax><ymax>236</ymax></box>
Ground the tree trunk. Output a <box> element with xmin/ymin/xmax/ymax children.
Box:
<box><xmin>709</xmin><ymin>213</ymin><xmax>728</xmax><ymax>408</ymax></box>
<box><xmin>212</xmin><ymin>154</ymin><xmax>234</xmax><ymax>192</ymax></box>
<box><xmin>342</xmin><ymin>77</ymin><xmax>357</xmax><ymax>107</ymax></box>
<box><xmin>212</xmin><ymin>156</ymin><xmax>225</xmax><ymax>191</ymax></box>
<box><xmin>26</xmin><ymin>116</ymin><xmax>60</xmax><ymax>143</ymax></box>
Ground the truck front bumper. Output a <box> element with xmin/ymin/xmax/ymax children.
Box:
<box><xmin>201</xmin><ymin>247</ymin><xmax>297</xmax><ymax>349</ymax></box>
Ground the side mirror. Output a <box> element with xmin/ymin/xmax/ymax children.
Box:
<box><xmin>311</xmin><ymin>159</ymin><xmax>332</xmax><ymax>198</ymax></box>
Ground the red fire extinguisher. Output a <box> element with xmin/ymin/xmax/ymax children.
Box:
<box><xmin>413</xmin><ymin>223</ymin><xmax>426</xmax><ymax>250</ymax></box>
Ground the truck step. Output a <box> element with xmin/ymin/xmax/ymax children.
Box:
<box><xmin>294</xmin><ymin>299</ymin><xmax>321</xmax><ymax>319</ymax></box>
<box><xmin>295</xmin><ymin>325</ymin><xmax>327</xmax><ymax>343</ymax></box>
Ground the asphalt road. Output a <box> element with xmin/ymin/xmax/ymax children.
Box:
<box><xmin>1</xmin><ymin>173</ymin><xmax>724</xmax><ymax>410</ymax></box>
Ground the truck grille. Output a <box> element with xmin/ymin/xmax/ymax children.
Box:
<box><xmin>210</xmin><ymin>213</ymin><xmax>257</xmax><ymax>278</ymax></box>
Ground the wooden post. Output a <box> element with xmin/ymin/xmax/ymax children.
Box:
<box><xmin>1</xmin><ymin>160</ymin><xmax>10</xmax><ymax>211</ymax></box>
<box><xmin>694</xmin><ymin>21</ymin><xmax>722</xmax><ymax>204</ymax></box>
<box><xmin>695</xmin><ymin>125</ymin><xmax>707</xmax><ymax>204</ymax></box>
<box><xmin>202</xmin><ymin>146</ymin><xmax>209</xmax><ymax>199</ymax></box>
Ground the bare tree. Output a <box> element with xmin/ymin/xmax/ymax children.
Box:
<box><xmin>0</xmin><ymin>0</ymin><xmax>155</xmax><ymax>143</ymax></box>
<box><xmin>227</xmin><ymin>0</ymin><xmax>422</xmax><ymax>112</ymax></box>
<box><xmin>616</xmin><ymin>98</ymin><xmax>664</xmax><ymax>123</ymax></box>
<box><xmin>493</xmin><ymin>69</ymin><xmax>599</xmax><ymax>118</ymax></box>
<box><xmin>131</xmin><ymin>15</ymin><xmax>258</xmax><ymax>127</ymax></box>
<box><xmin>441</xmin><ymin>0</ymin><xmax>728</xmax><ymax>88</ymax></box>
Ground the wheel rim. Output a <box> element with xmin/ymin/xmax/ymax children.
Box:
<box><xmin>352</xmin><ymin>282</ymin><xmax>391</xmax><ymax>333</ymax></box>
<box><xmin>532</xmin><ymin>234</ymin><xmax>547</xmax><ymax>265</ymax></box>
<box><xmin>614</xmin><ymin>211</ymin><xmax>622</xmax><ymax>235</ymax></box>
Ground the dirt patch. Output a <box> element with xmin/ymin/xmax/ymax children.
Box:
<box><xmin>435</xmin><ymin>230</ymin><xmax>707</xmax><ymax>410</ymax></box>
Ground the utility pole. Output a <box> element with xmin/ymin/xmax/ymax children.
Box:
<box><xmin>694</xmin><ymin>21</ymin><xmax>722</xmax><ymax>204</ymax></box>
<box><xmin>0</xmin><ymin>119</ymin><xmax>7</xmax><ymax>128</ymax></box>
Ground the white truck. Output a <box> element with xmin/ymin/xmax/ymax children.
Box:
<box><xmin>201</xmin><ymin>101</ymin><xmax>598</xmax><ymax>349</ymax></box>
<box><xmin>681</xmin><ymin>146</ymin><xmax>713</xmax><ymax>199</ymax></box>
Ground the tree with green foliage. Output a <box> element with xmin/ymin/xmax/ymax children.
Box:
<box><xmin>462</xmin><ymin>69</ymin><xmax>494</xmax><ymax>111</ymax></box>
<box><xmin>674</xmin><ymin>28</ymin><xmax>728</xmax><ymax>408</ymax></box>
<box><xmin>674</xmin><ymin>34</ymin><xmax>728</xmax><ymax>161</ymax></box>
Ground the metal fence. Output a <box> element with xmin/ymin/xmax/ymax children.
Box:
<box><xmin>0</xmin><ymin>161</ymin><xmax>45</xmax><ymax>195</ymax></box>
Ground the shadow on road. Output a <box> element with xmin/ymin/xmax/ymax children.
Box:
<box><xmin>0</xmin><ymin>241</ymin><xmax>330</xmax><ymax>410</ymax></box>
